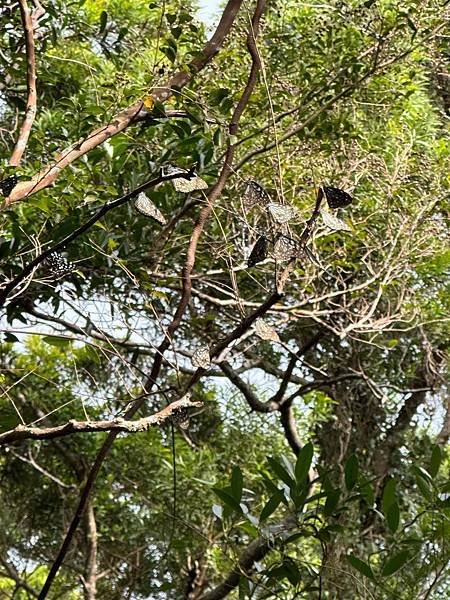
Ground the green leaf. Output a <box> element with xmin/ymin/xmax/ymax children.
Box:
<box><xmin>415</xmin><ymin>476</ymin><xmax>433</xmax><ymax>501</ymax></box>
<box><xmin>323</xmin><ymin>488</ymin><xmax>340</xmax><ymax>517</ymax></box>
<box><xmin>360</xmin><ymin>477</ymin><xmax>375</xmax><ymax>507</ymax></box>
<box><xmin>411</xmin><ymin>465</ymin><xmax>432</xmax><ymax>482</ymax></box>
<box><xmin>267</xmin><ymin>457</ymin><xmax>295</xmax><ymax>488</ymax></box>
<box><xmin>212</xmin><ymin>488</ymin><xmax>242</xmax><ymax>513</ymax></box>
<box><xmin>381</xmin><ymin>478</ymin><xmax>397</xmax><ymax>513</ymax></box>
<box><xmin>344</xmin><ymin>454</ymin><xmax>359</xmax><ymax>491</ymax></box>
<box><xmin>294</xmin><ymin>442</ymin><xmax>314</xmax><ymax>484</ymax></box>
<box><xmin>346</xmin><ymin>555</ymin><xmax>375</xmax><ymax>580</ymax></box>
<box><xmin>429</xmin><ymin>445</ymin><xmax>442</xmax><ymax>478</ymax></box>
<box><xmin>4</xmin><ymin>333</ymin><xmax>18</xmax><ymax>343</ymax></box>
<box><xmin>42</xmin><ymin>336</ymin><xmax>71</xmax><ymax>348</ymax></box>
<box><xmin>230</xmin><ymin>466</ymin><xmax>243</xmax><ymax>502</ymax></box>
<box><xmin>260</xmin><ymin>493</ymin><xmax>283</xmax><ymax>522</ymax></box>
<box><xmin>386</xmin><ymin>501</ymin><xmax>400</xmax><ymax>533</ymax></box>
<box><xmin>381</xmin><ymin>550</ymin><xmax>411</xmax><ymax>577</ymax></box>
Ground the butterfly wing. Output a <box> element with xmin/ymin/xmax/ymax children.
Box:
<box><xmin>267</xmin><ymin>203</ymin><xmax>298</xmax><ymax>224</ymax></box>
<box><xmin>43</xmin><ymin>252</ymin><xmax>75</xmax><ymax>279</ymax></box>
<box><xmin>135</xmin><ymin>192</ymin><xmax>167</xmax><ymax>225</ymax></box>
<box><xmin>162</xmin><ymin>164</ymin><xmax>208</xmax><ymax>192</ymax></box>
<box><xmin>323</xmin><ymin>186</ymin><xmax>353</xmax><ymax>209</ymax></box>
<box><xmin>192</xmin><ymin>346</ymin><xmax>211</xmax><ymax>369</ymax></box>
<box><xmin>0</xmin><ymin>175</ymin><xmax>18</xmax><ymax>197</ymax></box>
<box><xmin>273</xmin><ymin>234</ymin><xmax>299</xmax><ymax>261</ymax></box>
<box><xmin>247</xmin><ymin>235</ymin><xmax>269</xmax><ymax>267</ymax></box>
<box><xmin>242</xmin><ymin>180</ymin><xmax>270</xmax><ymax>208</ymax></box>
<box><xmin>254</xmin><ymin>318</ymin><xmax>280</xmax><ymax>342</ymax></box>
<box><xmin>173</xmin><ymin>175</ymin><xmax>208</xmax><ymax>193</ymax></box>
<box><xmin>320</xmin><ymin>210</ymin><xmax>351</xmax><ymax>231</ymax></box>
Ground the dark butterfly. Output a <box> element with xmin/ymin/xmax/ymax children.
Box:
<box><xmin>0</xmin><ymin>175</ymin><xmax>18</xmax><ymax>197</ymax></box>
<box><xmin>323</xmin><ymin>186</ymin><xmax>353</xmax><ymax>209</ymax></box>
<box><xmin>242</xmin><ymin>180</ymin><xmax>270</xmax><ymax>208</ymax></box>
<box><xmin>43</xmin><ymin>252</ymin><xmax>75</xmax><ymax>279</ymax></box>
<box><xmin>247</xmin><ymin>235</ymin><xmax>268</xmax><ymax>267</ymax></box>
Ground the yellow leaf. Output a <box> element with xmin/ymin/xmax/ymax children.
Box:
<box><xmin>143</xmin><ymin>95</ymin><xmax>155</xmax><ymax>110</ymax></box>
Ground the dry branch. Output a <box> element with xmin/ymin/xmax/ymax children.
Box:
<box><xmin>9</xmin><ymin>0</ymin><xmax>45</xmax><ymax>166</ymax></box>
<box><xmin>0</xmin><ymin>398</ymin><xmax>203</xmax><ymax>446</ymax></box>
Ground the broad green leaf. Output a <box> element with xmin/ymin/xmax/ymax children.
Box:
<box><xmin>294</xmin><ymin>442</ymin><xmax>314</xmax><ymax>484</ymax></box>
<box><xmin>267</xmin><ymin>457</ymin><xmax>295</xmax><ymax>488</ymax></box>
<box><xmin>344</xmin><ymin>454</ymin><xmax>359</xmax><ymax>491</ymax></box>
<box><xmin>260</xmin><ymin>493</ymin><xmax>283</xmax><ymax>522</ymax></box>
<box><xmin>42</xmin><ymin>336</ymin><xmax>71</xmax><ymax>348</ymax></box>
<box><xmin>346</xmin><ymin>555</ymin><xmax>375</xmax><ymax>580</ymax></box>
<box><xmin>323</xmin><ymin>488</ymin><xmax>340</xmax><ymax>517</ymax></box>
<box><xmin>212</xmin><ymin>488</ymin><xmax>242</xmax><ymax>513</ymax></box>
<box><xmin>381</xmin><ymin>478</ymin><xmax>397</xmax><ymax>513</ymax></box>
<box><xmin>386</xmin><ymin>501</ymin><xmax>400</xmax><ymax>533</ymax></box>
<box><xmin>381</xmin><ymin>551</ymin><xmax>411</xmax><ymax>577</ymax></box>
<box><xmin>230</xmin><ymin>466</ymin><xmax>243</xmax><ymax>502</ymax></box>
<box><xmin>429</xmin><ymin>445</ymin><xmax>442</xmax><ymax>478</ymax></box>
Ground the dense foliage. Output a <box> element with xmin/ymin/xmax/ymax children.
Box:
<box><xmin>0</xmin><ymin>0</ymin><xmax>449</xmax><ymax>598</ymax></box>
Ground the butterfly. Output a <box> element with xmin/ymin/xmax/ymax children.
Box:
<box><xmin>163</xmin><ymin>164</ymin><xmax>208</xmax><ymax>193</ymax></box>
<box><xmin>323</xmin><ymin>186</ymin><xmax>353</xmax><ymax>209</ymax></box>
<box><xmin>267</xmin><ymin>203</ymin><xmax>298</xmax><ymax>224</ymax></box>
<box><xmin>0</xmin><ymin>175</ymin><xmax>18</xmax><ymax>197</ymax></box>
<box><xmin>254</xmin><ymin>318</ymin><xmax>280</xmax><ymax>342</ymax></box>
<box><xmin>320</xmin><ymin>209</ymin><xmax>351</xmax><ymax>232</ymax></box>
<box><xmin>273</xmin><ymin>234</ymin><xmax>300</xmax><ymax>261</ymax></box>
<box><xmin>242</xmin><ymin>180</ymin><xmax>270</xmax><ymax>208</ymax></box>
<box><xmin>172</xmin><ymin>392</ymin><xmax>193</xmax><ymax>429</ymax></box>
<box><xmin>247</xmin><ymin>235</ymin><xmax>269</xmax><ymax>267</ymax></box>
<box><xmin>191</xmin><ymin>346</ymin><xmax>211</xmax><ymax>369</ymax></box>
<box><xmin>134</xmin><ymin>192</ymin><xmax>167</xmax><ymax>225</ymax></box>
<box><xmin>43</xmin><ymin>252</ymin><xmax>75</xmax><ymax>279</ymax></box>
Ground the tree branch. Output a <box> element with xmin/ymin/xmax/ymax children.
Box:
<box><xmin>5</xmin><ymin>0</ymin><xmax>245</xmax><ymax>206</ymax></box>
<box><xmin>36</xmin><ymin>3</ymin><xmax>263</xmax><ymax>597</ymax></box>
<box><xmin>9</xmin><ymin>0</ymin><xmax>44</xmax><ymax>166</ymax></box>
<box><xmin>0</xmin><ymin>397</ymin><xmax>202</xmax><ymax>446</ymax></box>
<box><xmin>198</xmin><ymin>514</ymin><xmax>298</xmax><ymax>600</ymax></box>
<box><xmin>0</xmin><ymin>169</ymin><xmax>192</xmax><ymax>308</ymax></box>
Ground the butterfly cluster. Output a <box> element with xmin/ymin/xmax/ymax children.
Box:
<box><xmin>0</xmin><ymin>175</ymin><xmax>18</xmax><ymax>197</ymax></box>
<box><xmin>134</xmin><ymin>192</ymin><xmax>167</xmax><ymax>225</ymax></box>
<box><xmin>163</xmin><ymin>165</ymin><xmax>208</xmax><ymax>193</ymax></box>
<box><xmin>241</xmin><ymin>181</ymin><xmax>354</xmax><ymax>271</ymax></box>
<box><xmin>43</xmin><ymin>252</ymin><xmax>75</xmax><ymax>279</ymax></box>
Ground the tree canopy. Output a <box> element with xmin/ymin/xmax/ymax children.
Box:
<box><xmin>0</xmin><ymin>0</ymin><xmax>449</xmax><ymax>598</ymax></box>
